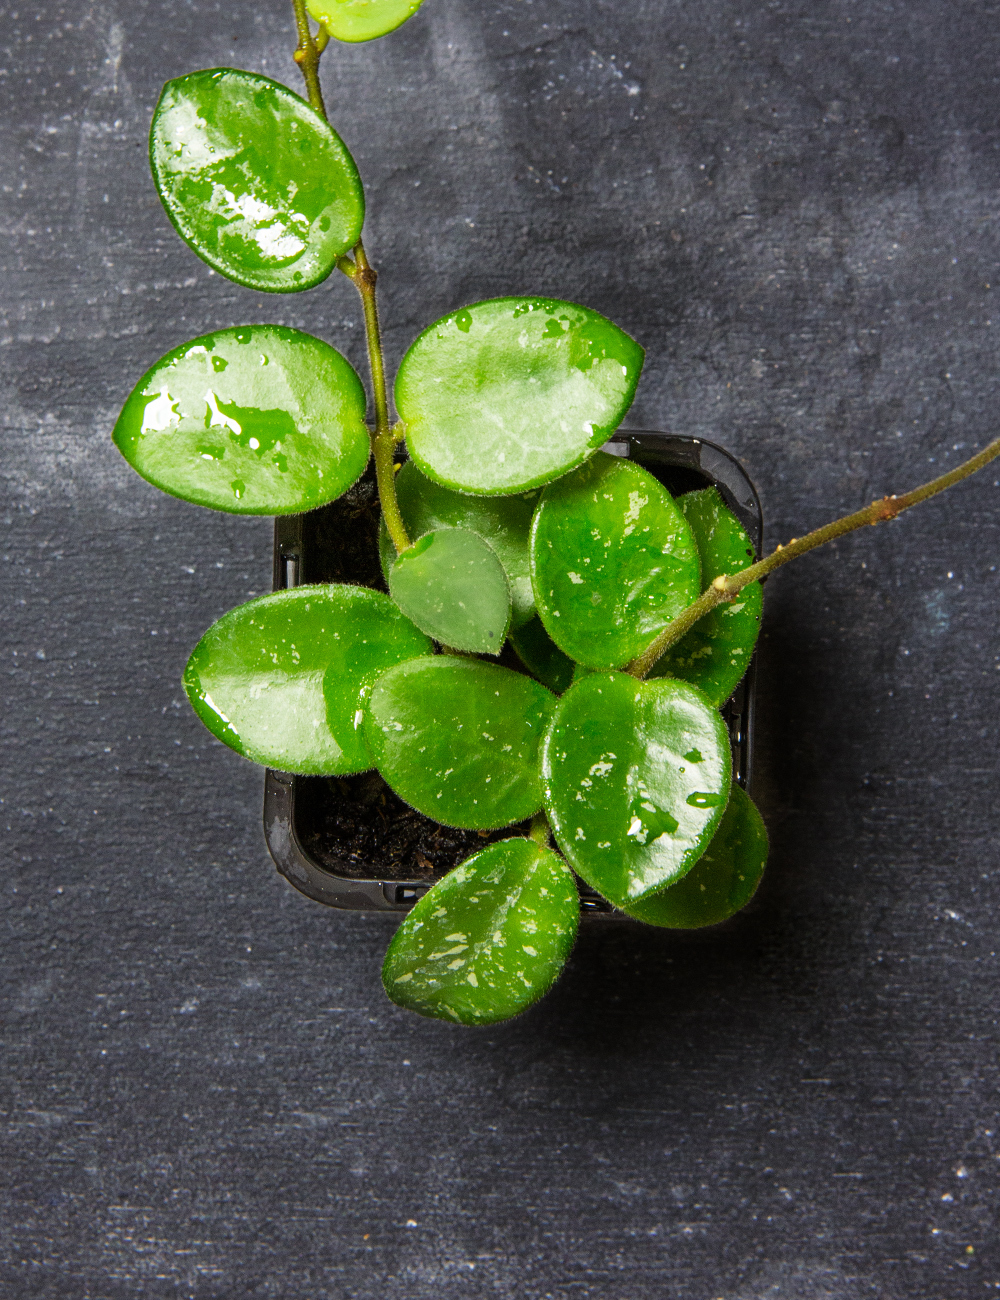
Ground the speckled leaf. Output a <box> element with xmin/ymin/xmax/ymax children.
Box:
<box><xmin>113</xmin><ymin>326</ymin><xmax>370</xmax><ymax>514</ymax></box>
<box><xmin>621</xmin><ymin>786</ymin><xmax>768</xmax><ymax>928</ymax></box>
<box><xmin>388</xmin><ymin>528</ymin><xmax>512</xmax><ymax>654</ymax></box>
<box><xmin>379</xmin><ymin>460</ymin><xmax>539</xmax><ymax>627</ymax></box>
<box><xmin>382</xmin><ymin>838</ymin><xmax>580</xmax><ymax>1024</ymax></box>
<box><xmin>529</xmin><ymin>453</ymin><xmax>702</xmax><ymax>669</ymax></box>
<box><xmin>364</xmin><ymin>657</ymin><xmax>556</xmax><ymax>829</ymax></box>
<box><xmin>540</xmin><ymin>672</ymin><xmax>731</xmax><ymax>908</ymax></box>
<box><xmin>396</xmin><ymin>297</ymin><xmax>644</xmax><ymax>495</ymax></box>
<box><xmin>509</xmin><ymin>616</ymin><xmax>575</xmax><ymax>695</ymax></box>
<box><xmin>650</xmin><ymin>487</ymin><xmax>763</xmax><ymax>705</ymax></box>
<box><xmin>150</xmin><ymin>68</ymin><xmax>364</xmax><ymax>292</ymax></box>
<box><xmin>307</xmin><ymin>0</ymin><xmax>426</xmax><ymax>42</ymax></box>
<box><xmin>183</xmin><ymin>585</ymin><xmax>432</xmax><ymax>774</ymax></box>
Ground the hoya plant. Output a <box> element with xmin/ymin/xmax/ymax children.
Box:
<box><xmin>114</xmin><ymin>0</ymin><xmax>999</xmax><ymax>1025</ymax></box>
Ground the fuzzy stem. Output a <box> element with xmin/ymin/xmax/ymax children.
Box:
<box><xmin>291</xmin><ymin>0</ymin><xmax>327</xmax><ymax>118</ymax></box>
<box><xmin>528</xmin><ymin>811</ymin><xmax>551</xmax><ymax>847</ymax></box>
<box><xmin>626</xmin><ymin>435</ymin><xmax>1000</xmax><ymax>680</ymax></box>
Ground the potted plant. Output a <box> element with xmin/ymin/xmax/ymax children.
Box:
<box><xmin>111</xmin><ymin>0</ymin><xmax>1000</xmax><ymax>1026</ymax></box>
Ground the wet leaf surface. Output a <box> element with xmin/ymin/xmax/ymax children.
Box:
<box><xmin>184</xmin><ymin>585</ymin><xmax>432</xmax><ymax>773</ymax></box>
<box><xmin>541</xmin><ymin>672</ymin><xmax>731</xmax><ymax>908</ymax></box>
<box><xmin>382</xmin><ymin>837</ymin><xmax>579</xmax><ymax>1024</ymax></box>
<box><xmin>365</xmin><ymin>657</ymin><xmax>555</xmax><ymax>828</ymax></box>
<box><xmin>621</xmin><ymin>785</ymin><xmax>768</xmax><ymax>928</ymax></box>
<box><xmin>396</xmin><ymin>297</ymin><xmax>643</xmax><ymax>494</ymax></box>
<box><xmin>530</xmin><ymin>453</ymin><xmax>701</xmax><ymax>668</ymax></box>
<box><xmin>113</xmin><ymin>325</ymin><xmax>370</xmax><ymax>514</ymax></box>
<box><xmin>150</xmin><ymin>68</ymin><xmax>363</xmax><ymax>291</ymax></box>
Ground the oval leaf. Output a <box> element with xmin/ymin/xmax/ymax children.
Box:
<box><xmin>529</xmin><ymin>452</ymin><xmax>702</xmax><ymax>669</ymax></box>
<box><xmin>307</xmin><ymin>0</ymin><xmax>425</xmax><ymax>42</ymax></box>
<box><xmin>365</xmin><ymin>658</ymin><xmax>555</xmax><ymax>829</ymax></box>
<box><xmin>382</xmin><ymin>838</ymin><xmax>580</xmax><ymax>1024</ymax></box>
<box><xmin>650</xmin><ymin>487</ymin><xmax>763</xmax><ymax>705</ymax></box>
<box><xmin>396</xmin><ymin>297</ymin><xmax>644</xmax><ymax>495</ymax></box>
<box><xmin>509</xmin><ymin>615</ymin><xmax>575</xmax><ymax>695</ymax></box>
<box><xmin>113</xmin><ymin>326</ymin><xmax>370</xmax><ymax>514</ymax></box>
<box><xmin>621</xmin><ymin>786</ymin><xmax>768</xmax><ymax>928</ymax></box>
<box><xmin>388</xmin><ymin>528</ymin><xmax>512</xmax><ymax>654</ymax></box>
<box><xmin>379</xmin><ymin>460</ymin><xmax>539</xmax><ymax>626</ymax></box>
<box><xmin>540</xmin><ymin>672</ymin><xmax>731</xmax><ymax>908</ymax></box>
<box><xmin>150</xmin><ymin>68</ymin><xmax>364</xmax><ymax>292</ymax></box>
<box><xmin>184</xmin><ymin>585</ymin><xmax>432</xmax><ymax>774</ymax></box>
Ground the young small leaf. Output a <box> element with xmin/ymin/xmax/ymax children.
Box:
<box><xmin>529</xmin><ymin>453</ymin><xmax>702</xmax><ymax>669</ymax></box>
<box><xmin>395</xmin><ymin>297</ymin><xmax>644</xmax><ymax>495</ymax></box>
<box><xmin>621</xmin><ymin>786</ymin><xmax>768</xmax><ymax>928</ymax></box>
<box><xmin>382</xmin><ymin>838</ymin><xmax>580</xmax><ymax>1024</ymax></box>
<box><xmin>307</xmin><ymin>0</ymin><xmax>426</xmax><ymax>42</ymax></box>
<box><xmin>540</xmin><ymin>672</ymin><xmax>731</xmax><ymax>908</ymax></box>
<box><xmin>388</xmin><ymin>528</ymin><xmax>512</xmax><ymax>654</ymax></box>
<box><xmin>378</xmin><ymin>461</ymin><xmax>539</xmax><ymax>627</ymax></box>
<box><xmin>649</xmin><ymin>487</ymin><xmax>763</xmax><ymax>705</ymax></box>
<box><xmin>150</xmin><ymin>69</ymin><xmax>364</xmax><ymax>292</ymax></box>
<box><xmin>113</xmin><ymin>326</ymin><xmax>370</xmax><ymax>514</ymax></box>
<box><xmin>509</xmin><ymin>616</ymin><xmax>575</xmax><ymax>695</ymax></box>
<box><xmin>183</xmin><ymin>585</ymin><xmax>432</xmax><ymax>774</ymax></box>
<box><xmin>365</xmin><ymin>657</ymin><xmax>555</xmax><ymax>829</ymax></box>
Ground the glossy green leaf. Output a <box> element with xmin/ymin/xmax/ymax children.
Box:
<box><xmin>529</xmin><ymin>453</ymin><xmax>702</xmax><ymax>669</ymax></box>
<box><xmin>621</xmin><ymin>786</ymin><xmax>768</xmax><ymax>928</ymax></box>
<box><xmin>113</xmin><ymin>326</ymin><xmax>370</xmax><ymax>514</ymax></box>
<box><xmin>540</xmin><ymin>672</ymin><xmax>731</xmax><ymax>908</ymax></box>
<box><xmin>307</xmin><ymin>0</ymin><xmax>426</xmax><ymax>42</ymax></box>
<box><xmin>365</xmin><ymin>657</ymin><xmax>555</xmax><ymax>829</ymax></box>
<box><xmin>382</xmin><ymin>838</ymin><xmax>580</xmax><ymax>1024</ymax></box>
<box><xmin>509</xmin><ymin>616</ymin><xmax>575</xmax><ymax>695</ymax></box>
<box><xmin>388</xmin><ymin>528</ymin><xmax>512</xmax><ymax>654</ymax></box>
<box><xmin>379</xmin><ymin>460</ymin><xmax>539</xmax><ymax>627</ymax></box>
<box><xmin>396</xmin><ymin>297</ymin><xmax>644</xmax><ymax>495</ymax></box>
<box><xmin>183</xmin><ymin>585</ymin><xmax>432</xmax><ymax>774</ymax></box>
<box><xmin>649</xmin><ymin>487</ymin><xmax>763</xmax><ymax>705</ymax></box>
<box><xmin>150</xmin><ymin>68</ymin><xmax>364</xmax><ymax>292</ymax></box>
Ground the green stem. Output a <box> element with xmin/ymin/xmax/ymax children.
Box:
<box><xmin>291</xmin><ymin>0</ymin><xmax>327</xmax><ymax>118</ymax></box>
<box><xmin>627</xmin><ymin>435</ymin><xmax>1000</xmax><ymax>680</ymax></box>
<box><xmin>348</xmin><ymin>240</ymin><xmax>411</xmax><ymax>553</ymax></box>
<box><xmin>528</xmin><ymin>811</ymin><xmax>551</xmax><ymax>847</ymax></box>
<box><xmin>288</xmin><ymin>2</ymin><xmax>410</xmax><ymax>554</ymax></box>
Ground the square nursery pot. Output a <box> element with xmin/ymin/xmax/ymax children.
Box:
<box><xmin>264</xmin><ymin>432</ymin><xmax>762</xmax><ymax>916</ymax></box>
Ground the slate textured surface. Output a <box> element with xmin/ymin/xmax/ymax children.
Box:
<box><xmin>3</xmin><ymin>1</ymin><xmax>1000</xmax><ymax>1296</ymax></box>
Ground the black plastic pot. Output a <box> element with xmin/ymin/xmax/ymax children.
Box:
<box><xmin>263</xmin><ymin>432</ymin><xmax>762</xmax><ymax>914</ymax></box>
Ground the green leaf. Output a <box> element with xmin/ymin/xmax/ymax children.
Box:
<box><xmin>621</xmin><ymin>786</ymin><xmax>768</xmax><ymax>928</ymax></box>
<box><xmin>150</xmin><ymin>68</ymin><xmax>364</xmax><ymax>292</ymax></box>
<box><xmin>529</xmin><ymin>452</ymin><xmax>702</xmax><ymax>669</ymax></box>
<box><xmin>378</xmin><ymin>460</ymin><xmax>539</xmax><ymax>627</ymax></box>
<box><xmin>649</xmin><ymin>487</ymin><xmax>763</xmax><ymax>705</ymax></box>
<box><xmin>509</xmin><ymin>616</ymin><xmax>575</xmax><ymax>695</ymax></box>
<box><xmin>112</xmin><ymin>326</ymin><xmax>370</xmax><ymax>515</ymax></box>
<box><xmin>183</xmin><ymin>585</ymin><xmax>432</xmax><ymax>774</ymax></box>
<box><xmin>395</xmin><ymin>297</ymin><xmax>644</xmax><ymax>495</ymax></box>
<box><xmin>307</xmin><ymin>0</ymin><xmax>426</xmax><ymax>42</ymax></box>
<box><xmin>382</xmin><ymin>837</ymin><xmax>580</xmax><ymax>1024</ymax></box>
<box><xmin>365</xmin><ymin>658</ymin><xmax>555</xmax><ymax>829</ymax></box>
<box><xmin>388</xmin><ymin>528</ymin><xmax>512</xmax><ymax>654</ymax></box>
<box><xmin>540</xmin><ymin>672</ymin><xmax>731</xmax><ymax>908</ymax></box>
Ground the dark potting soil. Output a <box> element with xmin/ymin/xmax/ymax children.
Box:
<box><xmin>292</xmin><ymin>460</ymin><xmax>532</xmax><ymax>882</ymax></box>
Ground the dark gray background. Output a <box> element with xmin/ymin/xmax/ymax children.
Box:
<box><xmin>3</xmin><ymin>0</ymin><xmax>999</xmax><ymax>1295</ymax></box>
